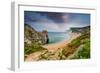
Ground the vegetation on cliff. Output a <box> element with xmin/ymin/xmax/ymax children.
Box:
<box><xmin>24</xmin><ymin>24</ymin><xmax>48</xmax><ymax>45</ymax></box>
<box><xmin>62</xmin><ymin>31</ymin><xmax>90</xmax><ymax>59</ymax></box>
<box><xmin>24</xmin><ymin>24</ymin><xmax>48</xmax><ymax>59</ymax></box>
<box><xmin>24</xmin><ymin>24</ymin><xmax>90</xmax><ymax>61</ymax></box>
<box><xmin>71</xmin><ymin>26</ymin><xmax>90</xmax><ymax>33</ymax></box>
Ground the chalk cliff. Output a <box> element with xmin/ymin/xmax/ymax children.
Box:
<box><xmin>24</xmin><ymin>24</ymin><xmax>49</xmax><ymax>45</ymax></box>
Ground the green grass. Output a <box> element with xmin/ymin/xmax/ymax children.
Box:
<box><xmin>24</xmin><ymin>43</ymin><xmax>46</xmax><ymax>55</ymax></box>
<box><xmin>62</xmin><ymin>31</ymin><xmax>90</xmax><ymax>59</ymax></box>
<box><xmin>76</xmin><ymin>39</ymin><xmax>90</xmax><ymax>59</ymax></box>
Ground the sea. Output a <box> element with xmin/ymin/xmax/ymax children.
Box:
<box><xmin>48</xmin><ymin>32</ymin><xmax>70</xmax><ymax>44</ymax></box>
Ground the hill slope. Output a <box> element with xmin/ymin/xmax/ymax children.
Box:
<box><xmin>24</xmin><ymin>24</ymin><xmax>48</xmax><ymax>57</ymax></box>
<box><xmin>62</xmin><ymin>26</ymin><xmax>90</xmax><ymax>59</ymax></box>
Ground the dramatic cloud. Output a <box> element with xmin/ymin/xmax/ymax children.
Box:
<box><xmin>24</xmin><ymin>11</ymin><xmax>90</xmax><ymax>32</ymax></box>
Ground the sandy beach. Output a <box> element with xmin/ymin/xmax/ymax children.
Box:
<box><xmin>42</xmin><ymin>33</ymin><xmax>81</xmax><ymax>52</ymax></box>
<box><xmin>25</xmin><ymin>33</ymin><xmax>81</xmax><ymax>61</ymax></box>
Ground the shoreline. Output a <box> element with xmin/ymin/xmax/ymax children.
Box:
<box><xmin>42</xmin><ymin>33</ymin><xmax>81</xmax><ymax>52</ymax></box>
<box><xmin>25</xmin><ymin>33</ymin><xmax>81</xmax><ymax>61</ymax></box>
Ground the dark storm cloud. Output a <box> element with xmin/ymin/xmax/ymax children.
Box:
<box><xmin>24</xmin><ymin>11</ymin><xmax>90</xmax><ymax>32</ymax></box>
<box><xmin>43</xmin><ymin>12</ymin><xmax>64</xmax><ymax>23</ymax></box>
<box><xmin>24</xmin><ymin>11</ymin><xmax>66</xmax><ymax>23</ymax></box>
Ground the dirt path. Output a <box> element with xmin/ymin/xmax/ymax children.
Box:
<box><xmin>67</xmin><ymin>45</ymin><xmax>83</xmax><ymax>59</ymax></box>
<box><xmin>25</xmin><ymin>50</ymin><xmax>47</xmax><ymax>61</ymax></box>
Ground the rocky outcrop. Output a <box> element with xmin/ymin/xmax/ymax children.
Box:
<box><xmin>24</xmin><ymin>24</ymin><xmax>49</xmax><ymax>45</ymax></box>
<box><xmin>41</xmin><ymin>30</ymin><xmax>49</xmax><ymax>44</ymax></box>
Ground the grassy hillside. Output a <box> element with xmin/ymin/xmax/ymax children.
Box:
<box><xmin>24</xmin><ymin>24</ymin><xmax>47</xmax><ymax>59</ymax></box>
<box><xmin>24</xmin><ymin>25</ymin><xmax>90</xmax><ymax>60</ymax></box>
<box><xmin>62</xmin><ymin>27</ymin><xmax>90</xmax><ymax>59</ymax></box>
<box><xmin>72</xmin><ymin>32</ymin><xmax>90</xmax><ymax>59</ymax></box>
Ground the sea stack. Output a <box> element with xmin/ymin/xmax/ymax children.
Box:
<box><xmin>42</xmin><ymin>30</ymin><xmax>49</xmax><ymax>44</ymax></box>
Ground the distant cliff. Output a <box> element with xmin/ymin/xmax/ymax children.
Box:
<box><xmin>70</xmin><ymin>26</ymin><xmax>90</xmax><ymax>33</ymax></box>
<box><xmin>24</xmin><ymin>24</ymin><xmax>49</xmax><ymax>45</ymax></box>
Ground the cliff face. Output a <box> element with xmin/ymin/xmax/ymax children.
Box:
<box><xmin>24</xmin><ymin>24</ymin><xmax>49</xmax><ymax>45</ymax></box>
<box><xmin>70</xmin><ymin>26</ymin><xmax>90</xmax><ymax>33</ymax></box>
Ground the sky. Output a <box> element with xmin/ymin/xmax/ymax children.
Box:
<box><xmin>24</xmin><ymin>11</ymin><xmax>90</xmax><ymax>32</ymax></box>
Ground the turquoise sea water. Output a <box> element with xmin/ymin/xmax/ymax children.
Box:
<box><xmin>48</xmin><ymin>32</ymin><xmax>70</xmax><ymax>44</ymax></box>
